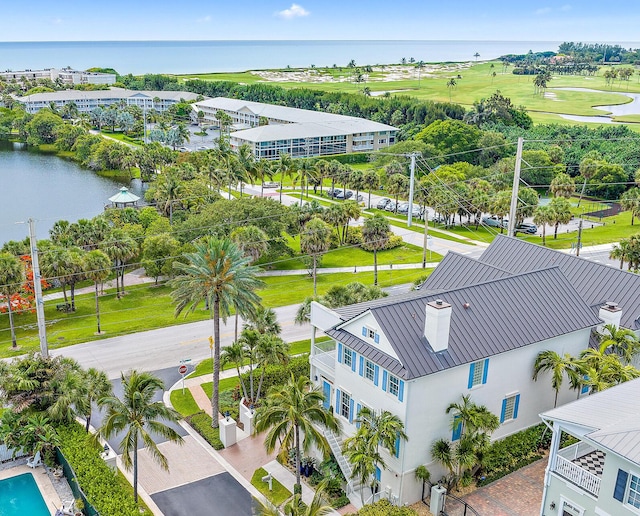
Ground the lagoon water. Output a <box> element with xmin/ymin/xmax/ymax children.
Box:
<box><xmin>0</xmin><ymin>141</ymin><xmax>140</xmax><ymax>244</ymax></box>
<box><xmin>0</xmin><ymin>40</ymin><xmax>568</xmax><ymax>75</ymax></box>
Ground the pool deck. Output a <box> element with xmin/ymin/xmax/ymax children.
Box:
<box><xmin>0</xmin><ymin>463</ymin><xmax>63</xmax><ymax>515</ymax></box>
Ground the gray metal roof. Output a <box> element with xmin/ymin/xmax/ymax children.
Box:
<box><xmin>420</xmin><ymin>251</ymin><xmax>512</xmax><ymax>291</ymax></box>
<box><xmin>541</xmin><ymin>378</ymin><xmax>640</xmax><ymax>465</ymax></box>
<box><xmin>480</xmin><ymin>235</ymin><xmax>640</xmax><ymax>330</ymax></box>
<box><xmin>328</xmin><ymin>267</ymin><xmax>601</xmax><ymax>380</ymax></box>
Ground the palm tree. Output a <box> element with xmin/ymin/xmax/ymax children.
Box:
<box><xmin>361</xmin><ymin>214</ymin><xmax>390</xmax><ymax>286</ymax></box>
<box><xmin>621</xmin><ymin>188</ymin><xmax>640</xmax><ymax>225</ymax></box>
<box><xmin>78</xmin><ymin>368</ymin><xmax>112</xmax><ymax>433</ymax></box>
<box><xmin>258</xmin><ymin>481</ymin><xmax>333</xmax><ymax>516</ymax></box>
<box><xmin>254</xmin><ymin>335</ymin><xmax>289</xmax><ymax>402</ymax></box>
<box><xmin>98</xmin><ymin>370</ymin><xmax>183</xmax><ymax>502</ymax></box>
<box><xmin>533</xmin><ymin>205</ymin><xmax>555</xmax><ymax>246</ymax></box>
<box><xmin>83</xmin><ymin>250</ymin><xmax>111</xmax><ymax>335</ymax></box>
<box><xmin>301</xmin><ymin>218</ymin><xmax>333</xmax><ymax>296</ymax></box>
<box><xmin>533</xmin><ymin>350</ymin><xmax>580</xmax><ymax>407</ymax></box>
<box><xmin>473</xmin><ymin>52</ymin><xmax>480</xmax><ymax>61</ymax></box>
<box><xmin>550</xmin><ymin>172</ymin><xmax>576</xmax><ymax>198</ymax></box>
<box><xmin>549</xmin><ymin>197</ymin><xmax>572</xmax><ymax>239</ymax></box>
<box><xmin>344</xmin><ymin>407</ymin><xmax>407</xmax><ymax>503</ymax></box>
<box><xmin>171</xmin><ymin>238</ymin><xmax>263</xmax><ymax>427</ymax></box>
<box><xmin>255</xmin><ymin>374</ymin><xmax>340</xmax><ymax>492</ymax></box>
<box><xmin>0</xmin><ymin>252</ymin><xmax>24</xmax><ymax>349</ymax></box>
<box><xmin>230</xmin><ymin>225</ymin><xmax>268</xmax><ymax>264</ymax></box>
<box><xmin>244</xmin><ymin>306</ymin><xmax>281</xmax><ymax>336</ymax></box>
<box><xmin>599</xmin><ymin>323</ymin><xmax>640</xmax><ymax>364</ymax></box>
<box><xmin>343</xmin><ymin>436</ymin><xmax>376</xmax><ymax>504</ymax></box>
<box><xmin>446</xmin><ymin>78</ymin><xmax>457</xmax><ymax>101</ymax></box>
<box><xmin>220</xmin><ymin>340</ymin><xmax>250</xmax><ymax>401</ymax></box>
<box><xmin>362</xmin><ymin>169</ymin><xmax>379</xmax><ymax>209</ymax></box>
<box><xmin>610</xmin><ymin>240</ymin><xmax>629</xmax><ymax>269</ymax></box>
<box><xmin>102</xmin><ymin>229</ymin><xmax>137</xmax><ymax>298</ymax></box>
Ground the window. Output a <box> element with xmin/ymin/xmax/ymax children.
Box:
<box><xmin>365</xmin><ymin>360</ymin><xmax>375</xmax><ymax>381</ymax></box>
<box><xmin>367</xmin><ymin>328</ymin><xmax>376</xmax><ymax>339</ymax></box>
<box><xmin>628</xmin><ymin>473</ymin><xmax>640</xmax><ymax>509</ymax></box>
<box><xmin>468</xmin><ymin>359</ymin><xmax>489</xmax><ymax>388</ymax></box>
<box><xmin>361</xmin><ymin>326</ymin><xmax>380</xmax><ymax>344</ymax></box>
<box><xmin>388</xmin><ymin>375</ymin><xmax>400</xmax><ymax>397</ymax></box>
<box><xmin>500</xmin><ymin>393</ymin><xmax>520</xmax><ymax>423</ymax></box>
<box><xmin>340</xmin><ymin>391</ymin><xmax>351</xmax><ymax>420</ymax></box>
<box><xmin>343</xmin><ymin>348</ymin><xmax>353</xmax><ymax>368</ymax></box>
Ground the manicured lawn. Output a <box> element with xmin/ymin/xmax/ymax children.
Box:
<box><xmin>251</xmin><ymin>467</ymin><xmax>292</xmax><ymax>506</ymax></box>
<box><xmin>170</xmin><ymin>389</ymin><xmax>201</xmax><ymax>417</ymax></box>
<box><xmin>201</xmin><ymin>376</ymin><xmax>240</xmax><ymax>398</ymax></box>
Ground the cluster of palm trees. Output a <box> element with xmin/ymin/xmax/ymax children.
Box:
<box><xmin>430</xmin><ymin>395</ymin><xmax>499</xmax><ymax>489</ymax></box>
<box><xmin>0</xmin><ymin>353</ymin><xmax>183</xmax><ymax>504</ymax></box>
<box><xmin>533</xmin><ymin>324</ymin><xmax>640</xmax><ymax>407</ymax></box>
<box><xmin>610</xmin><ymin>235</ymin><xmax>640</xmax><ymax>271</ymax></box>
<box><xmin>533</xmin><ymin>70</ymin><xmax>552</xmax><ymax>95</ymax></box>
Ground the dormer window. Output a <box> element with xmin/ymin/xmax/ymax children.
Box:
<box><xmin>361</xmin><ymin>326</ymin><xmax>380</xmax><ymax>344</ymax></box>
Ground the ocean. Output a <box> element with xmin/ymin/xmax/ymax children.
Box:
<box><xmin>0</xmin><ymin>40</ymin><xmax>568</xmax><ymax>75</ymax></box>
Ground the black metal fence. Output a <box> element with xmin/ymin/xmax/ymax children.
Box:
<box><xmin>55</xmin><ymin>448</ymin><xmax>100</xmax><ymax>516</ymax></box>
<box><xmin>441</xmin><ymin>492</ymin><xmax>481</xmax><ymax>516</ymax></box>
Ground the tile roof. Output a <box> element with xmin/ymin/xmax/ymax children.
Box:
<box><xmin>480</xmin><ymin>235</ymin><xmax>640</xmax><ymax>330</ymax></box>
<box><xmin>541</xmin><ymin>378</ymin><xmax>640</xmax><ymax>465</ymax></box>
<box><xmin>328</xmin><ymin>267</ymin><xmax>601</xmax><ymax>380</ymax></box>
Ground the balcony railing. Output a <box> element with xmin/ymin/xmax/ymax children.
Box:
<box><xmin>553</xmin><ymin>455</ymin><xmax>601</xmax><ymax>497</ymax></box>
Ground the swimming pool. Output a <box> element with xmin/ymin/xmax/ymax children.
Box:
<box><xmin>0</xmin><ymin>472</ymin><xmax>50</xmax><ymax>516</ymax></box>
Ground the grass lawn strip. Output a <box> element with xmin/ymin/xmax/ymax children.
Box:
<box><xmin>169</xmin><ymin>389</ymin><xmax>201</xmax><ymax>417</ymax></box>
<box><xmin>251</xmin><ymin>467</ymin><xmax>292</xmax><ymax>506</ymax></box>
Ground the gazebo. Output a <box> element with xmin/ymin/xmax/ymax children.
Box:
<box><xmin>108</xmin><ymin>186</ymin><xmax>140</xmax><ymax>208</ymax></box>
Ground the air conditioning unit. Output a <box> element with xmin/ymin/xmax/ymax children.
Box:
<box><xmin>430</xmin><ymin>484</ymin><xmax>446</xmax><ymax>515</ymax></box>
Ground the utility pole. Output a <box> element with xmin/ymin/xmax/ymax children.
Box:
<box><xmin>407</xmin><ymin>153</ymin><xmax>417</xmax><ymax>227</ymax></box>
<box><xmin>28</xmin><ymin>219</ymin><xmax>48</xmax><ymax>358</ymax></box>
<box><xmin>422</xmin><ymin>210</ymin><xmax>429</xmax><ymax>268</ymax></box>
<box><xmin>576</xmin><ymin>218</ymin><xmax>583</xmax><ymax>256</ymax></box>
<box><xmin>507</xmin><ymin>137</ymin><xmax>524</xmax><ymax>237</ymax></box>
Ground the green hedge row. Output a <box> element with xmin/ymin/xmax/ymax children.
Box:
<box><xmin>187</xmin><ymin>412</ymin><xmax>224</xmax><ymax>450</ymax></box>
<box><xmin>236</xmin><ymin>354</ymin><xmax>310</xmax><ymax>400</ymax></box>
<box><xmin>57</xmin><ymin>423</ymin><xmax>146</xmax><ymax>516</ymax></box>
<box><xmin>478</xmin><ymin>424</ymin><xmax>552</xmax><ymax>486</ymax></box>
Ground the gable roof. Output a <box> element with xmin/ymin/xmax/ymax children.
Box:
<box><xmin>541</xmin><ymin>378</ymin><xmax>640</xmax><ymax>465</ymax></box>
<box><xmin>480</xmin><ymin>235</ymin><xmax>640</xmax><ymax>330</ymax></box>
<box><xmin>327</xmin><ymin>267</ymin><xmax>601</xmax><ymax>380</ymax></box>
<box><xmin>420</xmin><ymin>251</ymin><xmax>512</xmax><ymax>291</ymax></box>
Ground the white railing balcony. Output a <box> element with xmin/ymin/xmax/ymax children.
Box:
<box><xmin>312</xmin><ymin>349</ymin><xmax>336</xmax><ymax>373</ymax></box>
<box><xmin>553</xmin><ymin>455</ymin><xmax>601</xmax><ymax>497</ymax></box>
<box><xmin>558</xmin><ymin>441</ymin><xmax>596</xmax><ymax>461</ymax></box>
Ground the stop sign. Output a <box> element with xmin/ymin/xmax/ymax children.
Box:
<box><xmin>178</xmin><ymin>364</ymin><xmax>188</xmax><ymax>375</ymax></box>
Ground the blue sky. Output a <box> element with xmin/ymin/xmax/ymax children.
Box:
<box><xmin>3</xmin><ymin>0</ymin><xmax>640</xmax><ymax>42</ymax></box>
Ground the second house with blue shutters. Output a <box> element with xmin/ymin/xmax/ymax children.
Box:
<box><xmin>309</xmin><ymin>257</ymin><xmax>609</xmax><ymax>506</ymax></box>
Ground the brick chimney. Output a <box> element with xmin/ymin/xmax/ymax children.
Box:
<box><xmin>598</xmin><ymin>301</ymin><xmax>622</xmax><ymax>332</ymax></box>
<box><xmin>424</xmin><ymin>299</ymin><xmax>452</xmax><ymax>352</ymax></box>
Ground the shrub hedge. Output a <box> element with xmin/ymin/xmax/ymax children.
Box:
<box><xmin>57</xmin><ymin>422</ymin><xmax>146</xmax><ymax>516</ymax></box>
<box><xmin>187</xmin><ymin>411</ymin><xmax>224</xmax><ymax>450</ymax></box>
<box><xmin>234</xmin><ymin>354</ymin><xmax>310</xmax><ymax>400</ymax></box>
<box><xmin>478</xmin><ymin>424</ymin><xmax>552</xmax><ymax>486</ymax></box>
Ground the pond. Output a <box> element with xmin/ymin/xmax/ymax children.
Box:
<box><xmin>0</xmin><ymin>141</ymin><xmax>143</xmax><ymax>245</ymax></box>
<box><xmin>549</xmin><ymin>87</ymin><xmax>640</xmax><ymax>124</ymax></box>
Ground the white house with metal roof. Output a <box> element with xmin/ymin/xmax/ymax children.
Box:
<box><xmin>539</xmin><ymin>378</ymin><xmax>640</xmax><ymax>516</ymax></box>
<box><xmin>310</xmin><ymin>260</ymin><xmax>606</xmax><ymax>507</ymax></box>
<box><xmin>193</xmin><ymin>97</ymin><xmax>397</xmax><ymax>159</ymax></box>
<box><xmin>16</xmin><ymin>89</ymin><xmax>203</xmax><ymax>115</ymax></box>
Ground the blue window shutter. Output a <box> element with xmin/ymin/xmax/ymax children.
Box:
<box><xmin>352</xmin><ymin>352</ymin><xmax>357</xmax><ymax>372</ymax></box>
<box><xmin>362</xmin><ymin>326</ymin><xmax>367</xmax><ymax>337</ymax></box>
<box><xmin>349</xmin><ymin>398</ymin><xmax>354</xmax><ymax>424</ymax></box>
<box><xmin>614</xmin><ymin>469</ymin><xmax>629</xmax><ymax>502</ymax></box>
<box><xmin>398</xmin><ymin>380</ymin><xmax>405</xmax><ymax>402</ymax></box>
<box><xmin>356</xmin><ymin>403</ymin><xmax>362</xmax><ymax>428</ymax></box>
<box><xmin>513</xmin><ymin>394</ymin><xmax>520</xmax><ymax>419</ymax></box>
<box><xmin>452</xmin><ymin>415</ymin><xmax>462</xmax><ymax>441</ymax></box>
<box><xmin>581</xmin><ymin>375</ymin><xmax>590</xmax><ymax>394</ymax></box>
<box><xmin>337</xmin><ymin>343</ymin><xmax>343</xmax><ymax>364</ymax></box>
<box><xmin>382</xmin><ymin>370</ymin><xmax>388</xmax><ymax>392</ymax></box>
<box><xmin>374</xmin><ymin>333</ymin><xmax>380</xmax><ymax>344</ymax></box>
<box><xmin>394</xmin><ymin>434</ymin><xmax>400</xmax><ymax>458</ymax></box>
<box><xmin>482</xmin><ymin>359</ymin><xmax>489</xmax><ymax>384</ymax></box>
<box><xmin>359</xmin><ymin>356</ymin><xmax>364</xmax><ymax>376</ymax></box>
<box><xmin>467</xmin><ymin>362</ymin><xmax>476</xmax><ymax>389</ymax></box>
<box><xmin>375</xmin><ymin>466</ymin><xmax>381</xmax><ymax>482</ymax></box>
<box><xmin>374</xmin><ymin>365</ymin><xmax>380</xmax><ymax>386</ymax></box>
<box><xmin>335</xmin><ymin>389</ymin><xmax>341</xmax><ymax>414</ymax></box>
<box><xmin>500</xmin><ymin>398</ymin><xmax>507</xmax><ymax>423</ymax></box>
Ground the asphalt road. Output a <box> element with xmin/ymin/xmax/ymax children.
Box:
<box><xmin>53</xmin><ymin>304</ymin><xmax>310</xmax><ymax>379</ymax></box>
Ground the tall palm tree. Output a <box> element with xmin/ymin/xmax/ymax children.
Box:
<box><xmin>170</xmin><ymin>238</ymin><xmax>263</xmax><ymax>427</ymax></box>
<box><xmin>78</xmin><ymin>368</ymin><xmax>112</xmax><ymax>433</ymax></box>
<box><xmin>362</xmin><ymin>169</ymin><xmax>379</xmax><ymax>209</ymax></box>
<box><xmin>598</xmin><ymin>323</ymin><xmax>640</xmax><ymax>364</ymax></box>
<box><xmin>343</xmin><ymin>436</ymin><xmax>376</xmax><ymax>504</ymax></box>
<box><xmin>244</xmin><ymin>306</ymin><xmax>281</xmax><ymax>336</ymax></box>
<box><xmin>276</xmin><ymin>153</ymin><xmax>294</xmax><ymax>204</ymax></box>
<box><xmin>254</xmin><ymin>335</ymin><xmax>289</xmax><ymax>402</ymax></box>
<box><xmin>255</xmin><ymin>374</ymin><xmax>340</xmax><ymax>492</ymax></box>
<box><xmin>83</xmin><ymin>250</ymin><xmax>111</xmax><ymax>335</ymax></box>
<box><xmin>361</xmin><ymin>214</ymin><xmax>390</xmax><ymax>286</ymax></box>
<box><xmin>533</xmin><ymin>205</ymin><xmax>555</xmax><ymax>246</ymax></box>
<box><xmin>0</xmin><ymin>252</ymin><xmax>24</xmax><ymax>349</ymax></box>
<box><xmin>533</xmin><ymin>350</ymin><xmax>579</xmax><ymax>407</ymax></box>
<box><xmin>621</xmin><ymin>188</ymin><xmax>640</xmax><ymax>225</ymax></box>
<box><xmin>98</xmin><ymin>370</ymin><xmax>183</xmax><ymax>502</ymax></box>
<box><xmin>101</xmin><ymin>229</ymin><xmax>137</xmax><ymax>298</ymax></box>
<box><xmin>220</xmin><ymin>340</ymin><xmax>250</xmax><ymax>401</ymax></box>
<box><xmin>610</xmin><ymin>241</ymin><xmax>629</xmax><ymax>270</ymax></box>
<box><xmin>301</xmin><ymin>218</ymin><xmax>332</xmax><ymax>296</ymax></box>
<box><xmin>344</xmin><ymin>407</ymin><xmax>407</xmax><ymax>503</ymax></box>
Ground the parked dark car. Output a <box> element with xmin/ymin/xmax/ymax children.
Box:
<box><xmin>328</xmin><ymin>188</ymin><xmax>343</xmax><ymax>198</ymax></box>
<box><xmin>377</xmin><ymin>198</ymin><xmax>391</xmax><ymax>209</ymax></box>
<box><xmin>385</xmin><ymin>201</ymin><xmax>398</xmax><ymax>212</ymax></box>
<box><xmin>516</xmin><ymin>222</ymin><xmax>538</xmax><ymax>234</ymax></box>
<box><xmin>335</xmin><ymin>190</ymin><xmax>353</xmax><ymax>199</ymax></box>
